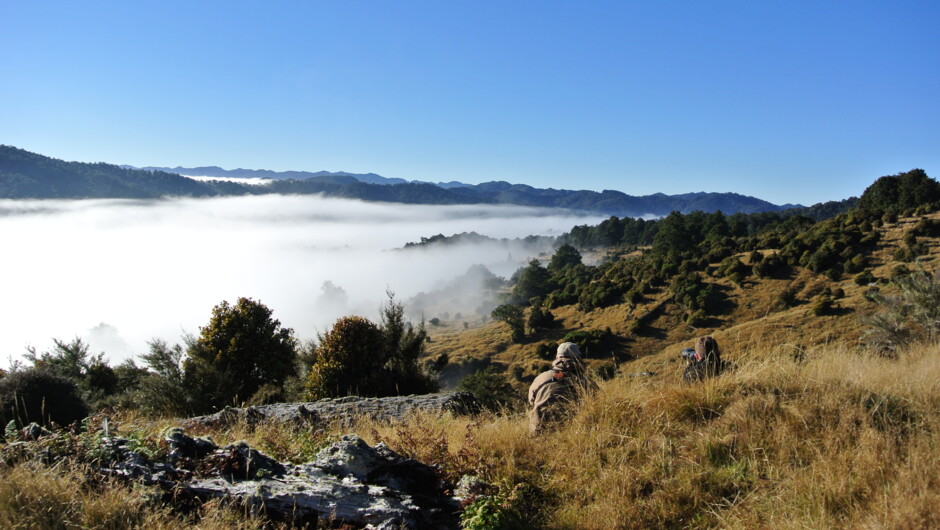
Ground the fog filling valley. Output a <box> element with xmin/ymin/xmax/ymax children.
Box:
<box><xmin>0</xmin><ymin>195</ymin><xmax>606</xmax><ymax>366</ymax></box>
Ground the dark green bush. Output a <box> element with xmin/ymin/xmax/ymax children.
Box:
<box><xmin>306</xmin><ymin>294</ymin><xmax>437</xmax><ymax>400</ymax></box>
<box><xmin>911</xmin><ymin>218</ymin><xmax>940</xmax><ymax>237</ymax></box>
<box><xmin>687</xmin><ymin>309</ymin><xmax>708</xmax><ymax>327</ymax></box>
<box><xmin>456</xmin><ymin>367</ymin><xmax>522</xmax><ymax>413</ymax></box>
<box><xmin>527</xmin><ymin>304</ymin><xmax>556</xmax><ymax>332</ymax></box>
<box><xmin>534</xmin><ymin>342</ymin><xmax>556</xmax><ymax>360</ymax></box>
<box><xmin>561</xmin><ymin>329</ymin><xmax>608</xmax><ymax>357</ymax></box>
<box><xmin>855</xmin><ymin>270</ymin><xmax>876</xmax><ymax>286</ymax></box>
<box><xmin>811</xmin><ymin>296</ymin><xmax>835</xmax><ymax>316</ymax></box>
<box><xmin>778</xmin><ymin>285</ymin><xmax>799</xmax><ymax>309</ymax></box>
<box><xmin>716</xmin><ymin>256</ymin><xmax>749</xmax><ymax>279</ymax></box>
<box><xmin>0</xmin><ymin>369</ymin><xmax>89</xmax><ymax>430</ymax></box>
<box><xmin>670</xmin><ymin>272</ymin><xmax>716</xmax><ymax>313</ymax></box>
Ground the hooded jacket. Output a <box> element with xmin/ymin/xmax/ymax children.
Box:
<box><xmin>527</xmin><ymin>342</ymin><xmax>596</xmax><ymax>434</ymax></box>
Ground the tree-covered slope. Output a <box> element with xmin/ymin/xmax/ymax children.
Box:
<box><xmin>0</xmin><ymin>146</ymin><xmax>219</xmax><ymax>199</ymax></box>
<box><xmin>2</xmin><ymin>146</ymin><xmax>798</xmax><ymax>216</ymax></box>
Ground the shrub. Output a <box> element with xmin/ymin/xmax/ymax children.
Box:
<box><xmin>461</xmin><ymin>481</ymin><xmax>533</xmax><ymax>529</ymax></box>
<box><xmin>890</xmin><ymin>265</ymin><xmax>911</xmax><ymax>282</ymax></box>
<box><xmin>911</xmin><ymin>218</ymin><xmax>940</xmax><ymax>237</ymax></box>
<box><xmin>865</xmin><ymin>265</ymin><xmax>940</xmax><ymax>354</ymax></box>
<box><xmin>306</xmin><ymin>294</ymin><xmax>438</xmax><ymax>400</ymax></box>
<box><xmin>527</xmin><ymin>304</ymin><xmax>555</xmax><ymax>332</ymax></box>
<box><xmin>561</xmin><ymin>329</ymin><xmax>608</xmax><ymax>357</ymax></box>
<box><xmin>716</xmin><ymin>256</ymin><xmax>749</xmax><ymax>279</ymax></box>
<box><xmin>812</xmin><ymin>296</ymin><xmax>835</xmax><ymax>316</ymax></box>
<box><xmin>534</xmin><ymin>343</ymin><xmax>556</xmax><ymax>360</ymax></box>
<box><xmin>752</xmin><ymin>252</ymin><xmax>785</xmax><ymax>278</ymax></box>
<box><xmin>687</xmin><ymin>309</ymin><xmax>708</xmax><ymax>328</ymax></box>
<box><xmin>456</xmin><ymin>367</ymin><xmax>522</xmax><ymax>413</ymax></box>
<box><xmin>134</xmin><ymin>339</ymin><xmax>191</xmax><ymax>416</ymax></box>
<box><xmin>778</xmin><ymin>285</ymin><xmax>799</xmax><ymax>309</ymax></box>
<box><xmin>670</xmin><ymin>272</ymin><xmax>716</xmax><ymax>313</ymax></box>
<box><xmin>0</xmin><ymin>369</ymin><xmax>89</xmax><ymax>430</ymax></box>
<box><xmin>577</xmin><ymin>282</ymin><xmax>622</xmax><ymax>312</ymax></box>
<box><xmin>305</xmin><ymin>316</ymin><xmax>386</xmax><ymax>399</ymax></box>
<box><xmin>844</xmin><ymin>254</ymin><xmax>867</xmax><ymax>274</ymax></box>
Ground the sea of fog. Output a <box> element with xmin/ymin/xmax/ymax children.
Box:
<box><xmin>0</xmin><ymin>195</ymin><xmax>606</xmax><ymax>367</ymax></box>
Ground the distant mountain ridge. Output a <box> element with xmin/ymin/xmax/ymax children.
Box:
<box><xmin>126</xmin><ymin>165</ymin><xmax>413</xmax><ymax>186</ymax></box>
<box><xmin>2</xmin><ymin>146</ymin><xmax>802</xmax><ymax>217</ymax></box>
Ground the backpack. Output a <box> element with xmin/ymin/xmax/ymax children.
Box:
<box><xmin>683</xmin><ymin>336</ymin><xmax>722</xmax><ymax>382</ymax></box>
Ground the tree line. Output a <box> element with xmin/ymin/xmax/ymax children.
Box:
<box><xmin>0</xmin><ymin>293</ymin><xmax>439</xmax><ymax>431</ymax></box>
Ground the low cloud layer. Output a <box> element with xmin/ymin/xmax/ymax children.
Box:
<box><xmin>0</xmin><ymin>195</ymin><xmax>604</xmax><ymax>366</ymax></box>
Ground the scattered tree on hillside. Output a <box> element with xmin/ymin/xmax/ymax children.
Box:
<box><xmin>511</xmin><ymin>259</ymin><xmax>552</xmax><ymax>303</ymax></box>
<box><xmin>527</xmin><ymin>301</ymin><xmax>556</xmax><ymax>333</ymax></box>
<box><xmin>548</xmin><ymin>244</ymin><xmax>582</xmax><ymax>272</ymax></box>
<box><xmin>305</xmin><ymin>293</ymin><xmax>438</xmax><ymax>400</ymax></box>
<box><xmin>491</xmin><ymin>304</ymin><xmax>526</xmax><ymax>342</ymax></box>
<box><xmin>183</xmin><ymin>297</ymin><xmax>297</xmax><ymax>412</ymax></box>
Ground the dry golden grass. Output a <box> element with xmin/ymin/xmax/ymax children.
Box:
<box><xmin>0</xmin><ymin>462</ymin><xmax>284</xmax><ymax>529</ymax></box>
<box><xmin>2</xmin><ymin>338</ymin><xmax>937</xmax><ymax>529</ymax></box>
<box><xmin>360</xmin><ymin>339</ymin><xmax>940</xmax><ymax>529</ymax></box>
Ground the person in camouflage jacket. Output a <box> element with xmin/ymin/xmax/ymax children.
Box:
<box><xmin>528</xmin><ymin>342</ymin><xmax>597</xmax><ymax>434</ymax></box>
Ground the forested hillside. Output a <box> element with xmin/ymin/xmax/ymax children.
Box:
<box><xmin>1</xmin><ymin>146</ymin><xmax>798</xmax><ymax>216</ymax></box>
<box><xmin>424</xmin><ymin>168</ymin><xmax>939</xmax><ymax>381</ymax></box>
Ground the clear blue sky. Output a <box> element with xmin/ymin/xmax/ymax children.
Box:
<box><xmin>2</xmin><ymin>1</ymin><xmax>938</xmax><ymax>205</ymax></box>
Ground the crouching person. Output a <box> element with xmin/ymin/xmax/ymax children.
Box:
<box><xmin>682</xmin><ymin>336</ymin><xmax>723</xmax><ymax>383</ymax></box>
<box><xmin>528</xmin><ymin>342</ymin><xmax>597</xmax><ymax>435</ymax></box>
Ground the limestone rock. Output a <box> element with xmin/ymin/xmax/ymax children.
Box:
<box><xmin>89</xmin><ymin>430</ymin><xmax>458</xmax><ymax>528</ymax></box>
<box><xmin>182</xmin><ymin>392</ymin><xmax>481</xmax><ymax>429</ymax></box>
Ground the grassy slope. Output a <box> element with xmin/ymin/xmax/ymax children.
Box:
<box><xmin>426</xmin><ymin>211</ymin><xmax>940</xmax><ymax>389</ymax></box>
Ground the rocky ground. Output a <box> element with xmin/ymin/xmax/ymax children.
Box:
<box><xmin>103</xmin><ymin>429</ymin><xmax>461</xmax><ymax>528</ymax></box>
<box><xmin>2</xmin><ymin>393</ymin><xmax>487</xmax><ymax>529</ymax></box>
<box><xmin>182</xmin><ymin>392</ymin><xmax>481</xmax><ymax>429</ymax></box>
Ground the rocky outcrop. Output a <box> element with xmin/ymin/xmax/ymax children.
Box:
<box><xmin>98</xmin><ymin>429</ymin><xmax>458</xmax><ymax>529</ymax></box>
<box><xmin>182</xmin><ymin>392</ymin><xmax>481</xmax><ymax>429</ymax></box>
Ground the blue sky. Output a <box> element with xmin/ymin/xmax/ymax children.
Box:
<box><xmin>1</xmin><ymin>1</ymin><xmax>938</xmax><ymax>205</ymax></box>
